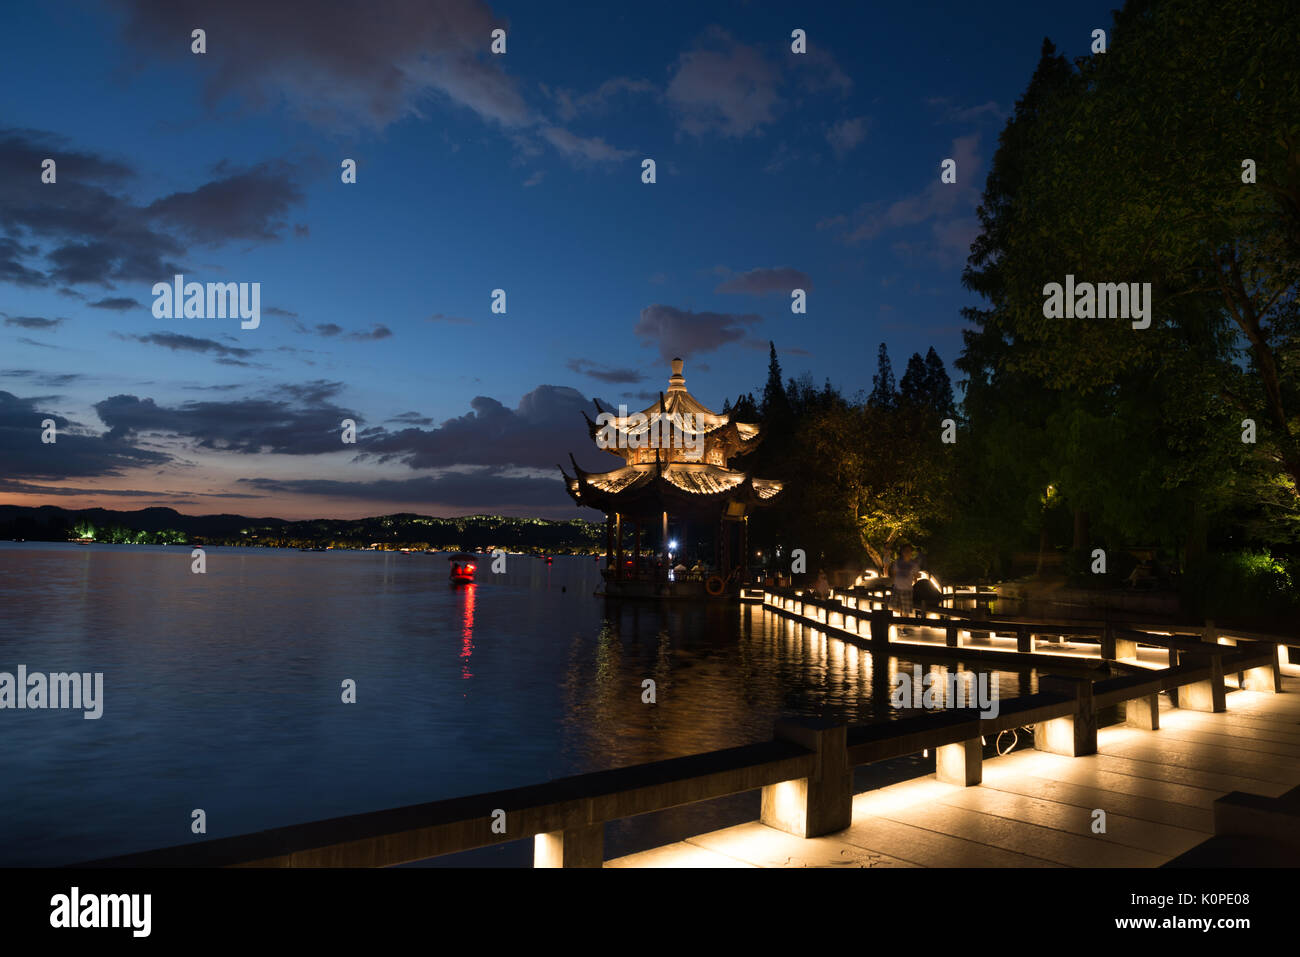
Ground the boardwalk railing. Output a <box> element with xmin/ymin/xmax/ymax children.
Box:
<box><xmin>83</xmin><ymin>595</ymin><xmax>1291</xmax><ymax>868</ymax></box>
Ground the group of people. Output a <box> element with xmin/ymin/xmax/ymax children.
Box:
<box><xmin>806</xmin><ymin>543</ymin><xmax>927</xmax><ymax>612</ymax></box>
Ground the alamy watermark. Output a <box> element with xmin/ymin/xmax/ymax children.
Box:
<box><xmin>0</xmin><ymin>666</ymin><xmax>103</xmax><ymax>718</ymax></box>
<box><xmin>152</xmin><ymin>273</ymin><xmax>260</xmax><ymax>329</ymax></box>
<box><xmin>1042</xmin><ymin>274</ymin><xmax>1151</xmax><ymax>329</ymax></box>
<box><xmin>50</xmin><ymin>887</ymin><xmax>150</xmax><ymax>937</ymax></box>
<box><xmin>891</xmin><ymin>664</ymin><xmax>999</xmax><ymax>719</ymax></box>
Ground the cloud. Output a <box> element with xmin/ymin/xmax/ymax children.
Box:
<box><xmin>145</xmin><ymin>161</ymin><xmax>303</xmax><ymax>245</ymax></box>
<box><xmin>566</xmin><ymin>359</ymin><xmax>646</xmax><ymax>384</ymax></box>
<box><xmin>928</xmin><ymin>98</ymin><xmax>1008</xmax><ymax>124</ymax></box>
<box><xmin>0</xmin><ymin>389</ymin><xmax>169</xmax><ymax>480</ymax></box>
<box><xmin>0</xmin><ymin>237</ymin><xmax>50</xmax><ymax>287</ymax></box>
<box><xmin>522</xmin><ymin>170</ymin><xmax>545</xmax><ymax>188</ymax></box>
<box><xmin>131</xmin><ymin>333</ymin><xmax>257</xmax><ymax>359</ymax></box>
<box><xmin>547</xmin><ymin>77</ymin><xmax>657</xmax><ymax>122</ymax></box>
<box><xmin>428</xmin><ymin>312</ymin><xmax>473</xmax><ymax>325</ymax></box>
<box><xmin>89</xmin><ymin>297</ymin><xmax>141</xmax><ymax>311</ymax></box>
<box><xmin>16</xmin><ymin>337</ymin><xmax>57</xmax><ymax>349</ymax></box>
<box><xmin>831</xmin><ymin>134</ymin><xmax>983</xmax><ymax>261</ymax></box>
<box><xmin>264</xmin><ymin>306</ymin><xmax>298</xmax><ymax>318</ymax></box>
<box><xmin>93</xmin><ymin>384</ymin><xmax>356</xmax><ymax>455</ymax></box>
<box><xmin>715</xmin><ymin>267</ymin><xmax>812</xmax><ymax>296</ymax></box>
<box><xmin>388</xmin><ymin>411</ymin><xmax>434</xmax><ymax>426</ymax></box>
<box><xmin>359</xmin><ymin>384</ymin><xmax>597</xmax><ymax>471</ymax></box>
<box><xmin>827</xmin><ymin>117</ymin><xmax>868</xmax><ymax>157</ymax></box>
<box><xmin>345</xmin><ymin>324</ymin><xmax>393</xmax><ymax>341</ymax></box>
<box><xmin>667</xmin><ymin>29</ymin><xmax>781</xmax><ymax>138</ymax></box>
<box><xmin>794</xmin><ymin>47</ymin><xmax>853</xmax><ymax>96</ymax></box>
<box><xmin>762</xmin><ymin>141</ymin><xmax>803</xmax><ymax>174</ymax></box>
<box><xmin>0</xmin><ymin>130</ymin><xmax>183</xmax><ymax>287</ymax></box>
<box><xmin>114</xmin><ymin>0</ymin><xmax>528</xmax><ymax>132</ymax></box>
<box><xmin>0</xmin><ymin>129</ymin><xmax>306</xmax><ymax>291</ymax></box>
<box><xmin>539</xmin><ymin>127</ymin><xmax>634</xmax><ymax>164</ymax></box>
<box><xmin>3</xmin><ymin>315</ymin><xmax>65</xmax><ymax>329</ymax></box>
<box><xmin>315</xmin><ymin>323</ymin><xmax>343</xmax><ymax>337</ymax></box>
<box><xmin>1</xmin><ymin>369</ymin><xmax>85</xmax><ymax>387</ymax></box>
<box><xmin>633</xmin><ymin>304</ymin><xmax>762</xmax><ymax>362</ymax></box>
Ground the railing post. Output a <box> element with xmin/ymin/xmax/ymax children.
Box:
<box><xmin>1126</xmin><ymin>692</ymin><xmax>1160</xmax><ymax>730</ymax></box>
<box><xmin>870</xmin><ymin>608</ymin><xmax>892</xmax><ymax>648</ymax></box>
<box><xmin>1242</xmin><ymin>643</ymin><xmax>1281</xmax><ymax>693</ymax></box>
<box><xmin>1179</xmin><ymin>648</ymin><xmax>1227</xmax><ymax>713</ymax></box>
<box><xmin>760</xmin><ymin>719</ymin><xmax>852</xmax><ymax>838</ymax></box>
<box><xmin>1016</xmin><ymin>626</ymin><xmax>1034</xmax><ymax>654</ymax></box>
<box><xmin>1100</xmin><ymin>622</ymin><xmax>1116</xmax><ymax>660</ymax></box>
<box><xmin>1034</xmin><ymin>675</ymin><xmax>1097</xmax><ymax>756</ymax></box>
<box><xmin>945</xmin><ymin>622</ymin><xmax>959</xmax><ymax>648</ymax></box>
<box><xmin>534</xmin><ymin>823</ymin><xmax>603</xmax><ymax>868</ymax></box>
<box><xmin>935</xmin><ymin>737</ymin><xmax>982</xmax><ymax>786</ymax></box>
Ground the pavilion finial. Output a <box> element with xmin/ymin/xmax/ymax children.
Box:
<box><xmin>667</xmin><ymin>357</ymin><xmax>686</xmax><ymax>392</ymax></box>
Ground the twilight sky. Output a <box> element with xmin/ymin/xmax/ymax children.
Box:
<box><xmin>0</xmin><ymin>0</ymin><xmax>1115</xmax><ymax>520</ymax></box>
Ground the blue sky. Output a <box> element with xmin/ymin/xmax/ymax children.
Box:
<box><xmin>0</xmin><ymin>0</ymin><xmax>1117</xmax><ymax>519</ymax></box>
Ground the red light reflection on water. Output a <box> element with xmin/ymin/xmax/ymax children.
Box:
<box><xmin>460</xmin><ymin>583</ymin><xmax>476</xmax><ymax>688</ymax></box>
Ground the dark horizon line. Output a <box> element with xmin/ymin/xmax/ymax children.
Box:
<box><xmin>0</xmin><ymin>501</ymin><xmax>593</xmax><ymax>526</ymax></box>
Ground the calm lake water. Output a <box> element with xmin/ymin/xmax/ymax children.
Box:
<box><xmin>0</xmin><ymin>542</ymin><xmax>1039</xmax><ymax>866</ymax></box>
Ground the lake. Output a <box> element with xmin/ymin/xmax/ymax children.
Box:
<box><xmin>0</xmin><ymin>542</ymin><xmax>1038</xmax><ymax>866</ymax></box>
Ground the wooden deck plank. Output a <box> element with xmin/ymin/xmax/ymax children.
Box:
<box><xmin>1161</xmin><ymin>711</ymin><xmax>1300</xmax><ymax>743</ymax></box>
<box><xmin>976</xmin><ymin>768</ymin><xmax>1214</xmax><ymax>832</ymax></box>
<box><xmin>685</xmin><ymin>822</ymin><xmax>919</xmax><ymax>869</ymax></box>
<box><xmin>840</xmin><ymin>811</ymin><xmax>1062</xmax><ymax>867</ymax></box>
<box><xmin>1084</xmin><ymin>751</ymin><xmax>1294</xmax><ymax>796</ymax></box>
<box><xmin>1098</xmin><ymin>735</ymin><xmax>1300</xmax><ymax>785</ymax></box>
<box><xmin>931</xmin><ymin>782</ymin><xmax>1207</xmax><ymax>856</ymax></box>
<box><xmin>868</xmin><ymin>798</ymin><xmax>1168</xmax><ymax>867</ymax></box>
<box><xmin>1148</xmin><ymin>726</ymin><xmax>1300</xmax><ymax>758</ymax></box>
<box><xmin>605</xmin><ymin>841</ymin><xmax>756</xmax><ymax>868</ymax></box>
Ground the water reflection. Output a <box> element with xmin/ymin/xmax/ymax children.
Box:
<box><xmin>558</xmin><ymin>602</ymin><xmax>1032</xmax><ymax>775</ymax></box>
<box><xmin>459</xmin><ymin>583</ymin><xmax>475</xmax><ymax>687</ymax></box>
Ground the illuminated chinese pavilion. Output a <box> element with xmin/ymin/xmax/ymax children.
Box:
<box><xmin>559</xmin><ymin>358</ymin><xmax>783</xmax><ymax>597</ymax></box>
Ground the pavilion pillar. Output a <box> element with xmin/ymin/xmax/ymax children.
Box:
<box><xmin>633</xmin><ymin>521</ymin><xmax>642</xmax><ymax>579</ymax></box>
<box><xmin>740</xmin><ymin>516</ymin><xmax>749</xmax><ymax>586</ymax></box>
<box><xmin>604</xmin><ymin>514</ymin><xmax>614</xmax><ymax>572</ymax></box>
<box><xmin>615</xmin><ymin>512</ymin><xmax>623</xmax><ymax>580</ymax></box>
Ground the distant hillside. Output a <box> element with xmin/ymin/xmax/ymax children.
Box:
<box><xmin>0</xmin><ymin>505</ymin><xmax>602</xmax><ymax>553</ymax></box>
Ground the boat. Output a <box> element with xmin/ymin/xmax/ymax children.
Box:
<box><xmin>447</xmin><ymin>552</ymin><xmax>477</xmax><ymax>584</ymax></box>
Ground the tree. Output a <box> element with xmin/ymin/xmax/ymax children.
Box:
<box><xmin>867</xmin><ymin>343</ymin><xmax>897</xmax><ymax>410</ymax></box>
<box><xmin>957</xmin><ymin>11</ymin><xmax>1300</xmax><ymax>571</ymax></box>
<box><xmin>761</xmin><ymin>341</ymin><xmax>791</xmax><ymax>423</ymax></box>
<box><xmin>899</xmin><ymin>353</ymin><xmax>929</xmax><ymax>407</ymax></box>
<box><xmin>923</xmin><ymin>348</ymin><xmax>955</xmax><ymax>417</ymax></box>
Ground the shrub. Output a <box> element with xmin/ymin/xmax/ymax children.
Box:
<box><xmin>1181</xmin><ymin>550</ymin><xmax>1299</xmax><ymax>624</ymax></box>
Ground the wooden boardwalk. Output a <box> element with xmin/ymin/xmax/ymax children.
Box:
<box><xmin>607</xmin><ymin>676</ymin><xmax>1300</xmax><ymax>868</ymax></box>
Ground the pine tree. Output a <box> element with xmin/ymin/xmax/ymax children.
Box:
<box><xmin>868</xmin><ymin>343</ymin><xmax>897</xmax><ymax>410</ymax></box>
<box><xmin>899</xmin><ymin>352</ymin><xmax>928</xmax><ymax>407</ymax></box>
<box><xmin>923</xmin><ymin>347</ymin><xmax>954</xmax><ymax>416</ymax></box>
<box><xmin>761</xmin><ymin>342</ymin><xmax>791</xmax><ymax>422</ymax></box>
